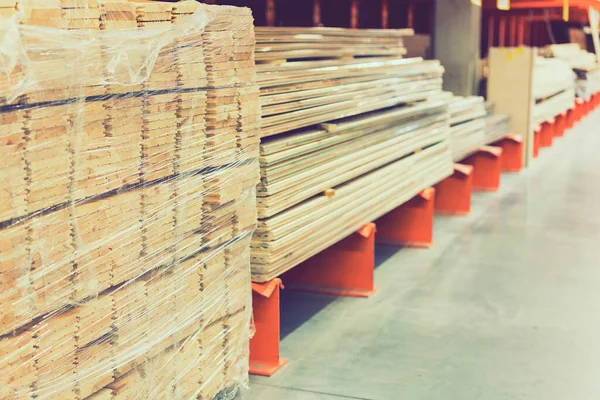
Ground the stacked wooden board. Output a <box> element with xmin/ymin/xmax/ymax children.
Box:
<box><xmin>484</xmin><ymin>102</ymin><xmax>511</xmax><ymax>144</ymax></box>
<box><xmin>255</xmin><ymin>26</ymin><xmax>411</xmax><ymax>61</ymax></box>
<box><xmin>250</xmin><ymin>27</ymin><xmax>453</xmax><ymax>282</ymax></box>
<box><xmin>549</xmin><ymin>44</ymin><xmax>600</xmax><ymax>101</ymax></box>
<box><xmin>257</xmin><ymin>34</ymin><xmax>444</xmax><ymax>137</ymax></box>
<box><xmin>443</xmin><ymin>94</ymin><xmax>486</xmax><ymax>162</ymax></box>
<box><xmin>0</xmin><ymin>1</ymin><xmax>259</xmax><ymax>399</ymax></box>
<box><xmin>532</xmin><ymin>57</ymin><xmax>575</xmax><ymax>126</ymax></box>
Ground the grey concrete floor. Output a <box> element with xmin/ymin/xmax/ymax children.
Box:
<box><xmin>244</xmin><ymin>110</ymin><xmax>600</xmax><ymax>400</ymax></box>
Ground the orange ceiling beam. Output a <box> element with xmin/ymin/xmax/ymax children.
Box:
<box><xmin>483</xmin><ymin>0</ymin><xmax>599</xmax><ymax>9</ymax></box>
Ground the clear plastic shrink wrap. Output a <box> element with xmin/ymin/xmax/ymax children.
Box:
<box><xmin>0</xmin><ymin>0</ymin><xmax>260</xmax><ymax>398</ymax></box>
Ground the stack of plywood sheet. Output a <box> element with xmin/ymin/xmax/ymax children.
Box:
<box><xmin>258</xmin><ymin>56</ymin><xmax>444</xmax><ymax>137</ymax></box>
<box><xmin>255</xmin><ymin>26</ymin><xmax>411</xmax><ymax>61</ymax></box>
<box><xmin>0</xmin><ymin>1</ymin><xmax>259</xmax><ymax>399</ymax></box>
<box><xmin>484</xmin><ymin>102</ymin><xmax>511</xmax><ymax>144</ymax></box>
<box><xmin>549</xmin><ymin>44</ymin><xmax>600</xmax><ymax>101</ymax></box>
<box><xmin>532</xmin><ymin>57</ymin><xmax>575</xmax><ymax>126</ymax></box>
<box><xmin>445</xmin><ymin>95</ymin><xmax>486</xmax><ymax>162</ymax></box>
<box><xmin>250</xmin><ymin>27</ymin><xmax>452</xmax><ymax>282</ymax></box>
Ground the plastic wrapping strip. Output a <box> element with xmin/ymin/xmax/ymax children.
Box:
<box><xmin>1</xmin><ymin>1</ymin><xmax>256</xmax><ymax>105</ymax></box>
<box><xmin>2</xmin><ymin>189</ymin><xmax>257</xmax><ymax>399</ymax></box>
<box><xmin>3</xmin><ymin>231</ymin><xmax>254</xmax><ymax>399</ymax></box>
<box><xmin>0</xmin><ymin>115</ymin><xmax>260</xmax><ymax>226</ymax></box>
<box><xmin>1</xmin><ymin>155</ymin><xmax>259</xmax><ymax>329</ymax></box>
<box><xmin>1</xmin><ymin>1</ymin><xmax>210</xmax><ymax>103</ymax></box>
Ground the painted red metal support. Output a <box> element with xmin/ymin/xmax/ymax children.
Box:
<box><xmin>488</xmin><ymin>16</ymin><xmax>495</xmax><ymax>48</ymax></box>
<box><xmin>586</xmin><ymin>96</ymin><xmax>594</xmax><ymax>114</ymax></box>
<box><xmin>508</xmin><ymin>16</ymin><xmax>517</xmax><ymax>46</ymax></box>
<box><xmin>566</xmin><ymin>105</ymin><xmax>576</xmax><ymax>129</ymax></box>
<box><xmin>553</xmin><ymin>112</ymin><xmax>567</xmax><ymax>137</ymax></box>
<box><xmin>407</xmin><ymin>4</ymin><xmax>414</xmax><ymax>29</ymax></box>
<box><xmin>463</xmin><ymin>146</ymin><xmax>503</xmax><ymax>192</ymax></box>
<box><xmin>266</xmin><ymin>0</ymin><xmax>276</xmax><ymax>27</ymax></box>
<box><xmin>249</xmin><ymin>279</ymin><xmax>288</xmax><ymax>377</ymax></box>
<box><xmin>533</xmin><ymin>126</ymin><xmax>541</xmax><ymax>158</ymax></box>
<box><xmin>493</xmin><ymin>135</ymin><xmax>524</xmax><ymax>173</ymax></box>
<box><xmin>434</xmin><ymin>164</ymin><xmax>473</xmax><ymax>216</ymax></box>
<box><xmin>283</xmin><ymin>223</ymin><xmax>377</xmax><ymax>298</ymax></box>
<box><xmin>517</xmin><ymin>17</ymin><xmax>525</xmax><ymax>45</ymax></box>
<box><xmin>540</xmin><ymin>119</ymin><xmax>555</xmax><ymax>148</ymax></box>
<box><xmin>574</xmin><ymin>98</ymin><xmax>584</xmax><ymax>123</ymax></box>
<box><xmin>381</xmin><ymin>0</ymin><xmax>389</xmax><ymax>29</ymax></box>
<box><xmin>313</xmin><ymin>0</ymin><xmax>322</xmax><ymax>26</ymax></box>
<box><xmin>375</xmin><ymin>187</ymin><xmax>435</xmax><ymax>248</ymax></box>
<box><xmin>351</xmin><ymin>0</ymin><xmax>358</xmax><ymax>28</ymax></box>
<box><xmin>498</xmin><ymin>16</ymin><xmax>506</xmax><ymax>46</ymax></box>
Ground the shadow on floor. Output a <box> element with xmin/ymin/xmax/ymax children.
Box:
<box><xmin>279</xmin><ymin>244</ymin><xmax>404</xmax><ymax>340</ymax></box>
<box><xmin>280</xmin><ymin>290</ymin><xmax>337</xmax><ymax>339</ymax></box>
<box><xmin>375</xmin><ymin>244</ymin><xmax>404</xmax><ymax>268</ymax></box>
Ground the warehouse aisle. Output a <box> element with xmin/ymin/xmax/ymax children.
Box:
<box><xmin>245</xmin><ymin>111</ymin><xmax>600</xmax><ymax>400</ymax></box>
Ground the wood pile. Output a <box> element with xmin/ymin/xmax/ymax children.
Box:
<box><xmin>444</xmin><ymin>94</ymin><xmax>486</xmax><ymax>162</ymax></box>
<box><xmin>532</xmin><ymin>57</ymin><xmax>575</xmax><ymax>125</ymax></box>
<box><xmin>0</xmin><ymin>1</ymin><xmax>258</xmax><ymax>399</ymax></box>
<box><xmin>255</xmin><ymin>26</ymin><xmax>411</xmax><ymax>61</ymax></box>
<box><xmin>484</xmin><ymin>102</ymin><xmax>511</xmax><ymax>144</ymax></box>
<box><xmin>250</xmin><ymin>27</ymin><xmax>452</xmax><ymax>282</ymax></box>
<box><xmin>547</xmin><ymin>44</ymin><xmax>600</xmax><ymax>101</ymax></box>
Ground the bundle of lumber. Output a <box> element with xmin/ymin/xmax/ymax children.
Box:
<box><xmin>250</xmin><ymin>27</ymin><xmax>451</xmax><ymax>282</ymax></box>
<box><xmin>532</xmin><ymin>57</ymin><xmax>575</xmax><ymax>125</ymax></box>
<box><xmin>252</xmin><ymin>140</ymin><xmax>452</xmax><ymax>282</ymax></box>
<box><xmin>549</xmin><ymin>43</ymin><xmax>597</xmax><ymax>71</ymax></box>
<box><xmin>0</xmin><ymin>2</ymin><xmax>259</xmax><ymax>399</ymax></box>
<box><xmin>446</xmin><ymin>95</ymin><xmax>486</xmax><ymax>162</ymax></box>
<box><xmin>257</xmin><ymin>54</ymin><xmax>444</xmax><ymax>137</ymax></box>
<box><xmin>255</xmin><ymin>26</ymin><xmax>411</xmax><ymax>61</ymax></box>
<box><xmin>483</xmin><ymin>103</ymin><xmax>511</xmax><ymax>144</ymax></box>
<box><xmin>549</xmin><ymin>44</ymin><xmax>600</xmax><ymax>100</ymax></box>
<box><xmin>252</xmin><ymin>101</ymin><xmax>452</xmax><ymax>281</ymax></box>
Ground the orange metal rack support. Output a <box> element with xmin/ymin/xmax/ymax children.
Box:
<box><xmin>566</xmin><ymin>105</ymin><xmax>576</xmax><ymax>129</ymax></box>
<box><xmin>434</xmin><ymin>164</ymin><xmax>473</xmax><ymax>216</ymax></box>
<box><xmin>533</xmin><ymin>126</ymin><xmax>541</xmax><ymax>158</ymax></box>
<box><xmin>493</xmin><ymin>134</ymin><xmax>523</xmax><ymax>172</ymax></box>
<box><xmin>585</xmin><ymin>97</ymin><xmax>593</xmax><ymax>115</ymax></box>
<box><xmin>249</xmin><ymin>279</ymin><xmax>288</xmax><ymax>377</ymax></box>
<box><xmin>375</xmin><ymin>187</ymin><xmax>435</xmax><ymax>248</ymax></box>
<box><xmin>576</xmin><ymin>98</ymin><xmax>586</xmax><ymax>121</ymax></box>
<box><xmin>463</xmin><ymin>146</ymin><xmax>503</xmax><ymax>192</ymax></box>
<box><xmin>283</xmin><ymin>223</ymin><xmax>377</xmax><ymax>298</ymax></box>
<box><xmin>540</xmin><ymin>119</ymin><xmax>555</xmax><ymax>148</ymax></box>
<box><xmin>553</xmin><ymin>112</ymin><xmax>567</xmax><ymax>138</ymax></box>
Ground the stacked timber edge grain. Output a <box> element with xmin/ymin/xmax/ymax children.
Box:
<box><xmin>532</xmin><ymin>57</ymin><xmax>575</xmax><ymax>127</ymax></box>
<box><xmin>251</xmin><ymin>27</ymin><xmax>454</xmax><ymax>282</ymax></box>
<box><xmin>443</xmin><ymin>93</ymin><xmax>487</xmax><ymax>162</ymax></box>
<box><xmin>0</xmin><ymin>1</ymin><xmax>260</xmax><ymax>399</ymax></box>
<box><xmin>483</xmin><ymin>102</ymin><xmax>511</xmax><ymax>145</ymax></box>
